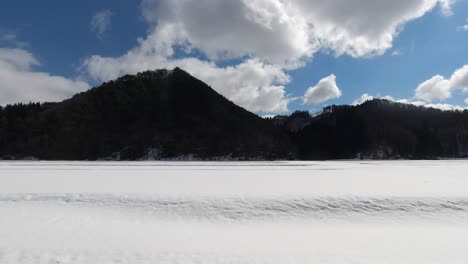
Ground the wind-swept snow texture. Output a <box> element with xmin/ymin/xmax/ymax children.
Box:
<box><xmin>1</xmin><ymin>161</ymin><xmax>468</xmax><ymax>263</ymax></box>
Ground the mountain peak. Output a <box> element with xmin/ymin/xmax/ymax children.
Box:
<box><xmin>111</xmin><ymin>67</ymin><xmax>195</xmax><ymax>85</ymax></box>
<box><xmin>0</xmin><ymin>69</ymin><xmax>292</xmax><ymax>160</ymax></box>
<box><xmin>172</xmin><ymin>66</ymin><xmax>184</xmax><ymax>73</ymax></box>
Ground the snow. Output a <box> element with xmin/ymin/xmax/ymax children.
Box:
<box><xmin>1</xmin><ymin>161</ymin><xmax>468</xmax><ymax>263</ymax></box>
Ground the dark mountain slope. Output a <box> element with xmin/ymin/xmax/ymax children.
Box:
<box><xmin>0</xmin><ymin>68</ymin><xmax>295</xmax><ymax>160</ymax></box>
<box><xmin>3</xmin><ymin>70</ymin><xmax>468</xmax><ymax>161</ymax></box>
<box><xmin>291</xmin><ymin>99</ymin><xmax>468</xmax><ymax>159</ymax></box>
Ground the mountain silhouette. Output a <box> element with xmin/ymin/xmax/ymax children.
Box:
<box><xmin>287</xmin><ymin>99</ymin><xmax>468</xmax><ymax>159</ymax></box>
<box><xmin>2</xmin><ymin>69</ymin><xmax>468</xmax><ymax>160</ymax></box>
<box><xmin>0</xmin><ymin>68</ymin><xmax>294</xmax><ymax>160</ymax></box>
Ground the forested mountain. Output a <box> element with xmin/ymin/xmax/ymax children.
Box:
<box><xmin>282</xmin><ymin>100</ymin><xmax>468</xmax><ymax>159</ymax></box>
<box><xmin>1</xmin><ymin>68</ymin><xmax>468</xmax><ymax>160</ymax></box>
<box><xmin>0</xmin><ymin>68</ymin><xmax>294</xmax><ymax>160</ymax></box>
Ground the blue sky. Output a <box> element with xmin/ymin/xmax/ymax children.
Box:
<box><xmin>289</xmin><ymin>6</ymin><xmax>468</xmax><ymax>112</ymax></box>
<box><xmin>0</xmin><ymin>0</ymin><xmax>467</xmax><ymax>114</ymax></box>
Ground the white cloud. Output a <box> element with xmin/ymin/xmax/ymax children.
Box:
<box><xmin>85</xmin><ymin>49</ymin><xmax>291</xmax><ymax>113</ymax></box>
<box><xmin>141</xmin><ymin>0</ymin><xmax>453</xmax><ymax>63</ymax></box>
<box><xmin>352</xmin><ymin>93</ymin><xmax>374</xmax><ymax>105</ymax></box>
<box><xmin>456</xmin><ymin>25</ymin><xmax>468</xmax><ymax>31</ymax></box>
<box><xmin>83</xmin><ymin>0</ymin><xmax>454</xmax><ymax>113</ymax></box>
<box><xmin>0</xmin><ymin>33</ymin><xmax>28</xmax><ymax>48</ymax></box>
<box><xmin>456</xmin><ymin>18</ymin><xmax>468</xmax><ymax>31</ymax></box>
<box><xmin>451</xmin><ymin>65</ymin><xmax>468</xmax><ymax>91</ymax></box>
<box><xmin>178</xmin><ymin>59</ymin><xmax>291</xmax><ymax>113</ymax></box>
<box><xmin>91</xmin><ymin>9</ymin><xmax>113</xmax><ymax>38</ymax></box>
<box><xmin>293</xmin><ymin>0</ymin><xmax>452</xmax><ymax>57</ymax></box>
<box><xmin>354</xmin><ymin>92</ymin><xmax>467</xmax><ymax>111</ymax></box>
<box><xmin>397</xmin><ymin>97</ymin><xmax>468</xmax><ymax>111</ymax></box>
<box><xmin>424</xmin><ymin>103</ymin><xmax>468</xmax><ymax>111</ymax></box>
<box><xmin>415</xmin><ymin>75</ymin><xmax>452</xmax><ymax>101</ymax></box>
<box><xmin>0</xmin><ymin>48</ymin><xmax>39</xmax><ymax>70</ymax></box>
<box><xmin>303</xmin><ymin>74</ymin><xmax>342</xmax><ymax>105</ymax></box>
<box><xmin>83</xmin><ymin>23</ymin><xmax>291</xmax><ymax>113</ymax></box>
<box><xmin>415</xmin><ymin>65</ymin><xmax>468</xmax><ymax>102</ymax></box>
<box><xmin>465</xmin><ymin>98</ymin><xmax>468</xmax><ymax>105</ymax></box>
<box><xmin>438</xmin><ymin>0</ymin><xmax>455</xmax><ymax>16</ymax></box>
<box><xmin>381</xmin><ymin>95</ymin><xmax>397</xmax><ymax>101</ymax></box>
<box><xmin>392</xmin><ymin>98</ymin><xmax>427</xmax><ymax>106</ymax></box>
<box><xmin>391</xmin><ymin>49</ymin><xmax>402</xmax><ymax>56</ymax></box>
<box><xmin>0</xmin><ymin>48</ymin><xmax>90</xmax><ymax>106</ymax></box>
<box><xmin>141</xmin><ymin>0</ymin><xmax>314</xmax><ymax>67</ymax></box>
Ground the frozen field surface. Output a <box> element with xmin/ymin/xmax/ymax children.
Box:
<box><xmin>1</xmin><ymin>160</ymin><xmax>468</xmax><ymax>263</ymax></box>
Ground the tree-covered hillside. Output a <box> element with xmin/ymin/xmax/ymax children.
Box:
<box><xmin>2</xmin><ymin>68</ymin><xmax>468</xmax><ymax>160</ymax></box>
<box><xmin>286</xmin><ymin>99</ymin><xmax>468</xmax><ymax>159</ymax></box>
<box><xmin>0</xmin><ymin>68</ymin><xmax>294</xmax><ymax>160</ymax></box>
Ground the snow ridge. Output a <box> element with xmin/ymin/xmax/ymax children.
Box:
<box><xmin>2</xmin><ymin>194</ymin><xmax>468</xmax><ymax>223</ymax></box>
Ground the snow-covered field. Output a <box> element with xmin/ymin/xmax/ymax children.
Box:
<box><xmin>1</xmin><ymin>161</ymin><xmax>468</xmax><ymax>263</ymax></box>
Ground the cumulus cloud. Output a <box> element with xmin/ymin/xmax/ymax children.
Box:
<box><xmin>0</xmin><ymin>48</ymin><xmax>90</xmax><ymax>106</ymax></box>
<box><xmin>0</xmin><ymin>48</ymin><xmax>38</xmax><ymax>70</ymax></box>
<box><xmin>415</xmin><ymin>65</ymin><xmax>468</xmax><ymax>102</ymax></box>
<box><xmin>451</xmin><ymin>65</ymin><xmax>468</xmax><ymax>91</ymax></box>
<box><xmin>352</xmin><ymin>93</ymin><xmax>374</xmax><ymax>105</ymax></box>
<box><xmin>415</xmin><ymin>75</ymin><xmax>452</xmax><ymax>101</ymax></box>
<box><xmin>91</xmin><ymin>9</ymin><xmax>113</xmax><ymax>38</ymax></box>
<box><xmin>303</xmin><ymin>74</ymin><xmax>342</xmax><ymax>105</ymax></box>
<box><xmin>82</xmin><ymin>0</ymin><xmax>454</xmax><ymax>113</ymax></box>
<box><xmin>141</xmin><ymin>0</ymin><xmax>453</xmax><ymax>63</ymax></box>
<box><xmin>293</xmin><ymin>0</ymin><xmax>452</xmax><ymax>57</ymax></box>
<box><xmin>465</xmin><ymin>98</ymin><xmax>468</xmax><ymax>104</ymax></box>
<box><xmin>141</xmin><ymin>0</ymin><xmax>314</xmax><ymax>67</ymax></box>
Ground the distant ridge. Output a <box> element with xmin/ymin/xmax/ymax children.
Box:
<box><xmin>273</xmin><ymin>99</ymin><xmax>468</xmax><ymax>159</ymax></box>
<box><xmin>1</xmin><ymin>69</ymin><xmax>468</xmax><ymax>160</ymax></box>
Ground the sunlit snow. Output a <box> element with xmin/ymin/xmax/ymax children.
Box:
<box><xmin>1</xmin><ymin>161</ymin><xmax>468</xmax><ymax>263</ymax></box>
